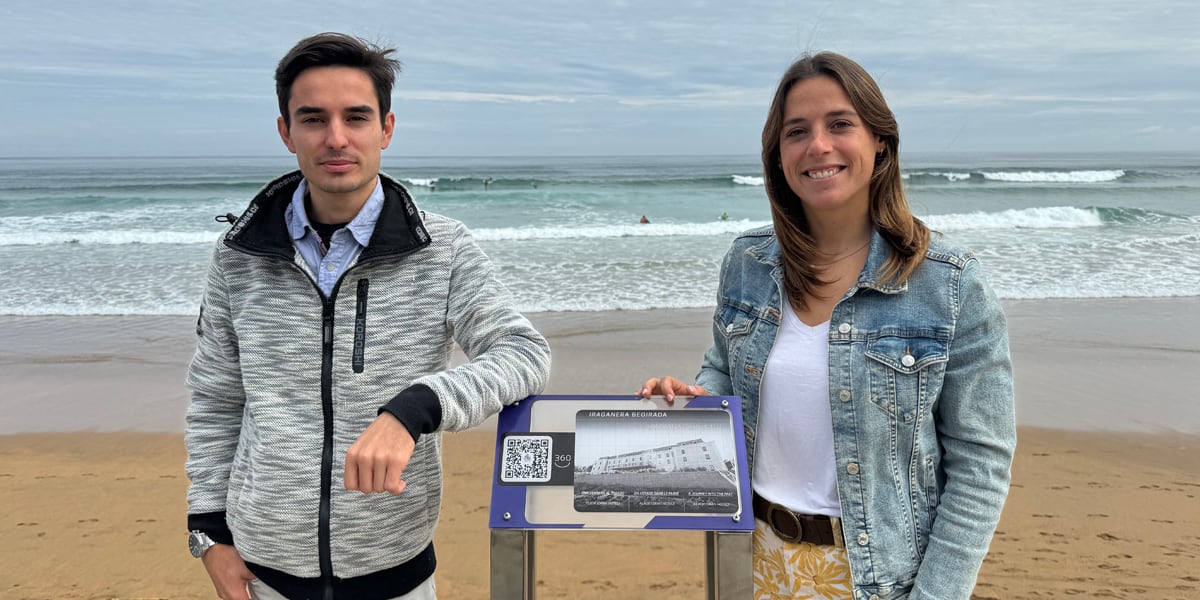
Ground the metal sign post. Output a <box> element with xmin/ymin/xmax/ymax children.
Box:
<box><xmin>490</xmin><ymin>529</ymin><xmax>536</xmax><ymax>600</ymax></box>
<box><xmin>489</xmin><ymin>528</ymin><xmax>751</xmax><ymax>599</ymax></box>
<box><xmin>705</xmin><ymin>530</ymin><xmax>753</xmax><ymax>599</ymax></box>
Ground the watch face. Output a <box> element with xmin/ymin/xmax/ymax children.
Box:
<box><xmin>188</xmin><ymin>531</ymin><xmax>208</xmax><ymax>558</ymax></box>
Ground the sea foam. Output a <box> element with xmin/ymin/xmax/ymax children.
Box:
<box><xmin>979</xmin><ymin>170</ymin><xmax>1125</xmax><ymax>183</ymax></box>
<box><xmin>472</xmin><ymin>219</ymin><xmax>770</xmax><ymax>241</ymax></box>
<box><xmin>925</xmin><ymin>206</ymin><xmax>1104</xmax><ymax>231</ymax></box>
<box><xmin>0</xmin><ymin>230</ymin><xmax>221</xmax><ymax>246</ymax></box>
<box><xmin>402</xmin><ymin>178</ymin><xmax>439</xmax><ymax>187</ymax></box>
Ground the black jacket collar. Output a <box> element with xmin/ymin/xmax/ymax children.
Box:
<box><xmin>223</xmin><ymin>170</ymin><xmax>431</xmax><ymax>262</ymax></box>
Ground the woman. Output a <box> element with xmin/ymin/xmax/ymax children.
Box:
<box><xmin>639</xmin><ymin>52</ymin><xmax>1015</xmax><ymax>600</ymax></box>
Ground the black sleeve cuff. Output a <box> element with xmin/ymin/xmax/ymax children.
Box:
<box><xmin>379</xmin><ymin>383</ymin><xmax>443</xmax><ymax>445</ymax></box>
<box><xmin>187</xmin><ymin>511</ymin><xmax>234</xmax><ymax>545</ymax></box>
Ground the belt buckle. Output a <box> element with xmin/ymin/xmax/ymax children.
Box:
<box><xmin>765</xmin><ymin>502</ymin><xmax>804</xmax><ymax>544</ymax></box>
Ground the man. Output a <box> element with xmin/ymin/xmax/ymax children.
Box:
<box><xmin>185</xmin><ymin>32</ymin><xmax>551</xmax><ymax>600</ymax></box>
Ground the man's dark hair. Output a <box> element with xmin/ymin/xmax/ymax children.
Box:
<box><xmin>275</xmin><ymin>32</ymin><xmax>401</xmax><ymax>128</ymax></box>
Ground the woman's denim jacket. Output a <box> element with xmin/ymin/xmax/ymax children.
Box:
<box><xmin>696</xmin><ymin>226</ymin><xmax>1015</xmax><ymax>600</ymax></box>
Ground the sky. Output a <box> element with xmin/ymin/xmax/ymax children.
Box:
<box><xmin>2</xmin><ymin>0</ymin><xmax>1197</xmax><ymax>158</ymax></box>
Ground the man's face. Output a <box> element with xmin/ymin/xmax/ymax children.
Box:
<box><xmin>277</xmin><ymin>66</ymin><xmax>395</xmax><ymax>208</ymax></box>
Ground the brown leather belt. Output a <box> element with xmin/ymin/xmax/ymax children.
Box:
<box><xmin>752</xmin><ymin>492</ymin><xmax>843</xmax><ymax>547</ymax></box>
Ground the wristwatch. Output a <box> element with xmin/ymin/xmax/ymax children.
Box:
<box><xmin>188</xmin><ymin>530</ymin><xmax>216</xmax><ymax>558</ymax></box>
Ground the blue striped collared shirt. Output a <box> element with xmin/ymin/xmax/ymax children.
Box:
<box><xmin>284</xmin><ymin>178</ymin><xmax>385</xmax><ymax>297</ymax></box>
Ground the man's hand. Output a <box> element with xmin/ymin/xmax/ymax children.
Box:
<box><xmin>345</xmin><ymin>412</ymin><xmax>415</xmax><ymax>494</ymax></box>
<box><xmin>201</xmin><ymin>543</ymin><xmax>254</xmax><ymax>600</ymax></box>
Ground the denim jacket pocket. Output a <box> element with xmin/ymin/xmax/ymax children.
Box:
<box><xmin>864</xmin><ymin>332</ymin><xmax>949</xmax><ymax>421</ymax></box>
<box><xmin>715</xmin><ymin>301</ymin><xmax>756</xmax><ymax>342</ymax></box>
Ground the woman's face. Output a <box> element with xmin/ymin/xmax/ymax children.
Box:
<box><xmin>777</xmin><ymin>75</ymin><xmax>883</xmax><ymax>220</ymax></box>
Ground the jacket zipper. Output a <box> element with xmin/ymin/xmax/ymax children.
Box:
<box><xmin>320</xmin><ymin>300</ymin><xmax>335</xmax><ymax>600</ymax></box>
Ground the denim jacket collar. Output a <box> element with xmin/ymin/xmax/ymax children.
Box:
<box><xmin>746</xmin><ymin>227</ymin><xmax>908</xmax><ymax>295</ymax></box>
<box><xmin>858</xmin><ymin>231</ymin><xmax>908</xmax><ymax>295</ymax></box>
<box><xmin>746</xmin><ymin>230</ymin><xmax>782</xmax><ymax>268</ymax></box>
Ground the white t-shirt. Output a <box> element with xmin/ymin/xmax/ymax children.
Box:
<box><xmin>752</xmin><ymin>303</ymin><xmax>841</xmax><ymax>517</ymax></box>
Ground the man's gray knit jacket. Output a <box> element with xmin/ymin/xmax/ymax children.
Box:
<box><xmin>185</xmin><ymin>171</ymin><xmax>550</xmax><ymax>595</ymax></box>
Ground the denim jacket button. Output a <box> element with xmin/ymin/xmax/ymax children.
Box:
<box><xmin>857</xmin><ymin>532</ymin><xmax>869</xmax><ymax>545</ymax></box>
<box><xmin>838</xmin><ymin>322</ymin><xmax>851</xmax><ymax>334</ymax></box>
<box><xmin>838</xmin><ymin>389</ymin><xmax>851</xmax><ymax>401</ymax></box>
<box><xmin>725</xmin><ymin>323</ymin><xmax>734</xmax><ymax>333</ymax></box>
<box><xmin>901</xmin><ymin>354</ymin><xmax>915</xmax><ymax>367</ymax></box>
<box><xmin>846</xmin><ymin>462</ymin><xmax>860</xmax><ymax>475</ymax></box>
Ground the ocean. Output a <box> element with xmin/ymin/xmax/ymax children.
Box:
<box><xmin>1</xmin><ymin>153</ymin><xmax>1197</xmax><ymax>316</ymax></box>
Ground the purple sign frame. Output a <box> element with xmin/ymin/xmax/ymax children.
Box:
<box><xmin>488</xmin><ymin>394</ymin><xmax>753</xmax><ymax>532</ymax></box>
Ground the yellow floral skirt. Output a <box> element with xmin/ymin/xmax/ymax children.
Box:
<box><xmin>753</xmin><ymin>518</ymin><xmax>853</xmax><ymax>600</ymax></box>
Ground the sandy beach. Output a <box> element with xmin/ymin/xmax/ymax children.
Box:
<box><xmin>2</xmin><ymin>298</ymin><xmax>1199</xmax><ymax>599</ymax></box>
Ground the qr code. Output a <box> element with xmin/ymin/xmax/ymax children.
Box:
<box><xmin>500</xmin><ymin>435</ymin><xmax>553</xmax><ymax>483</ymax></box>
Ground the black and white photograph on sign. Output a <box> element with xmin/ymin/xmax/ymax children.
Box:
<box><xmin>573</xmin><ymin>409</ymin><xmax>739</xmax><ymax>514</ymax></box>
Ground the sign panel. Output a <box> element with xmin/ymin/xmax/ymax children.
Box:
<box><xmin>489</xmin><ymin>395</ymin><xmax>752</xmax><ymax>532</ymax></box>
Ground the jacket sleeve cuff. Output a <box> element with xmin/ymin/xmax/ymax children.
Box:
<box><xmin>379</xmin><ymin>383</ymin><xmax>443</xmax><ymax>444</ymax></box>
<box><xmin>187</xmin><ymin>511</ymin><xmax>234</xmax><ymax>545</ymax></box>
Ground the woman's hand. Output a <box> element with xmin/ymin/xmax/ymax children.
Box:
<box><xmin>637</xmin><ymin>376</ymin><xmax>709</xmax><ymax>403</ymax></box>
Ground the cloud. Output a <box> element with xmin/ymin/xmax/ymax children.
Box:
<box><xmin>615</xmin><ymin>85</ymin><xmax>769</xmax><ymax>108</ymax></box>
<box><xmin>395</xmin><ymin>90</ymin><xmax>574</xmax><ymax>104</ymax></box>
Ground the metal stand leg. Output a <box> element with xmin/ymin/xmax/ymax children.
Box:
<box><xmin>705</xmin><ymin>530</ymin><xmax>752</xmax><ymax>600</ymax></box>
<box><xmin>490</xmin><ymin>529</ymin><xmax>536</xmax><ymax>600</ymax></box>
